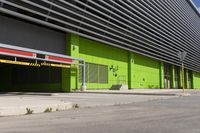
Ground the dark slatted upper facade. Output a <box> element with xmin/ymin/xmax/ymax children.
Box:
<box><xmin>0</xmin><ymin>0</ymin><xmax>200</xmax><ymax>71</ymax></box>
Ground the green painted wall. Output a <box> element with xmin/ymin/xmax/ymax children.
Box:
<box><xmin>62</xmin><ymin>34</ymin><xmax>79</xmax><ymax>92</ymax></box>
<box><xmin>78</xmin><ymin>36</ymin><xmax>129</xmax><ymax>89</ymax></box>
<box><xmin>129</xmin><ymin>53</ymin><xmax>161</xmax><ymax>89</ymax></box>
<box><xmin>128</xmin><ymin>53</ymin><xmax>134</xmax><ymax>88</ymax></box>
<box><xmin>160</xmin><ymin>62</ymin><xmax>164</xmax><ymax>89</ymax></box>
<box><xmin>185</xmin><ymin>69</ymin><xmax>188</xmax><ymax>89</ymax></box>
<box><xmin>65</xmin><ymin>34</ymin><xmax>163</xmax><ymax>91</ymax></box>
<box><xmin>177</xmin><ymin>67</ymin><xmax>191</xmax><ymax>89</ymax></box>
<box><xmin>193</xmin><ymin>72</ymin><xmax>200</xmax><ymax>89</ymax></box>
<box><xmin>178</xmin><ymin>67</ymin><xmax>183</xmax><ymax>89</ymax></box>
<box><xmin>171</xmin><ymin>65</ymin><xmax>175</xmax><ymax>88</ymax></box>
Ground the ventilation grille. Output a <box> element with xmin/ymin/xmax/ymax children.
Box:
<box><xmin>79</xmin><ymin>62</ymin><xmax>108</xmax><ymax>84</ymax></box>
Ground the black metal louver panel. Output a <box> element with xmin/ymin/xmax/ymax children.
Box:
<box><xmin>0</xmin><ymin>0</ymin><xmax>200</xmax><ymax>72</ymax></box>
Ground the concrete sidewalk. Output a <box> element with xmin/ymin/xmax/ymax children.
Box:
<box><xmin>0</xmin><ymin>96</ymin><xmax>72</xmax><ymax>116</ymax></box>
<box><xmin>0</xmin><ymin>89</ymin><xmax>199</xmax><ymax>116</ymax></box>
<box><xmin>50</xmin><ymin>93</ymin><xmax>177</xmax><ymax>108</ymax></box>
<box><xmin>74</xmin><ymin>89</ymin><xmax>199</xmax><ymax>96</ymax></box>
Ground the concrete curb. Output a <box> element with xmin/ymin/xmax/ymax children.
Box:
<box><xmin>74</xmin><ymin>91</ymin><xmax>178</xmax><ymax>96</ymax></box>
<box><xmin>0</xmin><ymin>92</ymin><xmax>52</xmax><ymax>96</ymax></box>
<box><xmin>178</xmin><ymin>93</ymin><xmax>191</xmax><ymax>96</ymax></box>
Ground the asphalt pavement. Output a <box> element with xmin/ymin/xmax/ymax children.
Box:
<box><xmin>0</xmin><ymin>94</ymin><xmax>200</xmax><ymax>133</ymax></box>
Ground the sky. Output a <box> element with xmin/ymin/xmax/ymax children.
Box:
<box><xmin>192</xmin><ymin>0</ymin><xmax>200</xmax><ymax>12</ymax></box>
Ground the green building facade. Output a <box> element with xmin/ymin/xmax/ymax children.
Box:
<box><xmin>0</xmin><ymin>1</ymin><xmax>200</xmax><ymax>93</ymax></box>
<box><xmin>0</xmin><ymin>34</ymin><xmax>200</xmax><ymax>92</ymax></box>
<box><xmin>61</xmin><ymin>33</ymin><xmax>200</xmax><ymax>92</ymax></box>
<box><xmin>0</xmin><ymin>33</ymin><xmax>200</xmax><ymax>92</ymax></box>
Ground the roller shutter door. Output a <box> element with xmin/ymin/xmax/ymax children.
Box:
<box><xmin>0</xmin><ymin>15</ymin><xmax>66</xmax><ymax>54</ymax></box>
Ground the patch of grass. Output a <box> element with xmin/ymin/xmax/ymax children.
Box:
<box><xmin>26</xmin><ymin>108</ymin><xmax>34</xmax><ymax>115</ymax></box>
<box><xmin>73</xmin><ymin>104</ymin><xmax>79</xmax><ymax>108</ymax></box>
<box><xmin>44</xmin><ymin>107</ymin><xmax>53</xmax><ymax>113</ymax></box>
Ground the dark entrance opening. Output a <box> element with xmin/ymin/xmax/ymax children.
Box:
<box><xmin>174</xmin><ymin>66</ymin><xmax>179</xmax><ymax>89</ymax></box>
<box><xmin>0</xmin><ymin>61</ymin><xmax>62</xmax><ymax>92</ymax></box>
<box><xmin>164</xmin><ymin>63</ymin><xmax>172</xmax><ymax>89</ymax></box>
<box><xmin>0</xmin><ymin>43</ymin><xmax>85</xmax><ymax>92</ymax></box>
<box><xmin>188</xmin><ymin>70</ymin><xmax>193</xmax><ymax>89</ymax></box>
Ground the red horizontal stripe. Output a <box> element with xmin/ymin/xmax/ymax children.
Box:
<box><xmin>47</xmin><ymin>55</ymin><xmax>73</xmax><ymax>63</ymax></box>
<box><xmin>0</xmin><ymin>48</ymin><xmax>34</xmax><ymax>57</ymax></box>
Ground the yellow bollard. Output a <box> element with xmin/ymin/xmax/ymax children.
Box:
<box><xmin>182</xmin><ymin>63</ymin><xmax>185</xmax><ymax>95</ymax></box>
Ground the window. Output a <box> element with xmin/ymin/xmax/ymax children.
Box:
<box><xmin>79</xmin><ymin>62</ymin><xmax>108</xmax><ymax>83</ymax></box>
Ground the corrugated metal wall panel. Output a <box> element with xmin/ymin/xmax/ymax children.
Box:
<box><xmin>0</xmin><ymin>0</ymin><xmax>200</xmax><ymax>71</ymax></box>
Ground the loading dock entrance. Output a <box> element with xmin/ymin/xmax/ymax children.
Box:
<box><xmin>174</xmin><ymin>66</ymin><xmax>179</xmax><ymax>89</ymax></box>
<box><xmin>188</xmin><ymin>70</ymin><xmax>192</xmax><ymax>89</ymax></box>
<box><xmin>164</xmin><ymin>63</ymin><xmax>172</xmax><ymax>89</ymax></box>
<box><xmin>0</xmin><ymin>43</ymin><xmax>86</xmax><ymax>91</ymax></box>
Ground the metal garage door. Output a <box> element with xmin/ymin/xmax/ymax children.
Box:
<box><xmin>0</xmin><ymin>15</ymin><xmax>66</xmax><ymax>54</ymax></box>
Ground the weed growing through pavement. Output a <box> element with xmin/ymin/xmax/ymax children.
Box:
<box><xmin>73</xmin><ymin>104</ymin><xmax>79</xmax><ymax>108</ymax></box>
<box><xmin>26</xmin><ymin>108</ymin><xmax>34</xmax><ymax>115</ymax></box>
<box><xmin>44</xmin><ymin>107</ymin><xmax>53</xmax><ymax>113</ymax></box>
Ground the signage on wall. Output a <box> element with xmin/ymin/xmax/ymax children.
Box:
<box><xmin>0</xmin><ymin>47</ymin><xmax>74</xmax><ymax>68</ymax></box>
<box><xmin>0</xmin><ymin>47</ymin><xmax>36</xmax><ymax>58</ymax></box>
